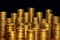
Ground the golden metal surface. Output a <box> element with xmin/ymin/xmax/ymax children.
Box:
<box><xmin>36</xmin><ymin>12</ymin><xmax>43</xmax><ymax>24</ymax></box>
<box><xmin>0</xmin><ymin>11</ymin><xmax>7</xmax><ymax>40</ymax></box>
<box><xmin>53</xmin><ymin>23</ymin><xmax>60</xmax><ymax>40</ymax></box>
<box><xmin>6</xmin><ymin>31</ymin><xmax>16</xmax><ymax>40</ymax></box>
<box><xmin>6</xmin><ymin>18</ymin><xmax>12</xmax><ymax>24</ymax></box>
<box><xmin>11</xmin><ymin>13</ymin><xmax>17</xmax><ymax>23</ymax></box>
<box><xmin>42</xmin><ymin>19</ymin><xmax>47</xmax><ymax>24</ymax></box>
<box><xmin>17</xmin><ymin>28</ymin><xmax>25</xmax><ymax>40</ymax></box>
<box><xmin>27</xmin><ymin>29</ymin><xmax>35</xmax><ymax>40</ymax></box>
<box><xmin>24</xmin><ymin>12</ymin><xmax>29</xmax><ymax>23</ymax></box>
<box><xmin>17</xmin><ymin>9</ymin><xmax>24</xmax><ymax>17</ymax></box>
<box><xmin>0</xmin><ymin>8</ymin><xmax>60</xmax><ymax>40</ymax></box>
<box><xmin>53</xmin><ymin>16</ymin><xmax>59</xmax><ymax>24</ymax></box>
<box><xmin>40</xmin><ymin>29</ymin><xmax>48</xmax><ymax>40</ymax></box>
<box><xmin>0</xmin><ymin>11</ymin><xmax>7</xmax><ymax>19</ymax></box>
<box><xmin>28</xmin><ymin>8</ymin><xmax>35</xmax><ymax>23</ymax></box>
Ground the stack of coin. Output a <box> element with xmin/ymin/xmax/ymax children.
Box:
<box><xmin>17</xmin><ymin>9</ymin><xmax>24</xmax><ymax>25</ymax></box>
<box><xmin>11</xmin><ymin>13</ymin><xmax>17</xmax><ymax>31</ymax></box>
<box><xmin>0</xmin><ymin>11</ymin><xmax>7</xmax><ymax>40</ymax></box>
<box><xmin>7</xmin><ymin>31</ymin><xmax>16</xmax><ymax>40</ymax></box>
<box><xmin>11</xmin><ymin>13</ymin><xmax>17</xmax><ymax>23</ymax></box>
<box><xmin>42</xmin><ymin>19</ymin><xmax>47</xmax><ymax>24</ymax></box>
<box><xmin>53</xmin><ymin>23</ymin><xmax>60</xmax><ymax>40</ymax></box>
<box><xmin>16</xmin><ymin>27</ymin><xmax>25</xmax><ymax>40</ymax></box>
<box><xmin>0</xmin><ymin>8</ymin><xmax>60</xmax><ymax>40</ymax></box>
<box><xmin>40</xmin><ymin>29</ymin><xmax>49</xmax><ymax>40</ymax></box>
<box><xmin>53</xmin><ymin>16</ymin><xmax>59</xmax><ymax>24</ymax></box>
<box><xmin>36</xmin><ymin>12</ymin><xmax>43</xmax><ymax>24</ymax></box>
<box><xmin>45</xmin><ymin>9</ymin><xmax>54</xmax><ymax>39</ymax></box>
<box><xmin>6</xmin><ymin>18</ymin><xmax>14</xmax><ymax>32</ymax></box>
<box><xmin>45</xmin><ymin>9</ymin><xmax>53</xmax><ymax>24</ymax></box>
<box><xmin>45</xmin><ymin>23</ymin><xmax>51</xmax><ymax>40</ymax></box>
<box><xmin>33</xmin><ymin>17</ymin><xmax>39</xmax><ymax>24</ymax></box>
<box><xmin>27</xmin><ymin>29</ymin><xmax>35</xmax><ymax>40</ymax></box>
<box><xmin>28</xmin><ymin>8</ymin><xmax>35</xmax><ymax>23</ymax></box>
<box><xmin>32</xmin><ymin>17</ymin><xmax>40</xmax><ymax>29</ymax></box>
<box><xmin>34</xmin><ymin>28</ymin><xmax>40</xmax><ymax>40</ymax></box>
<box><xmin>5</xmin><ymin>18</ymin><xmax>16</xmax><ymax>40</ymax></box>
<box><xmin>24</xmin><ymin>12</ymin><xmax>29</xmax><ymax>24</ymax></box>
<box><xmin>24</xmin><ymin>24</ymin><xmax>29</xmax><ymax>40</ymax></box>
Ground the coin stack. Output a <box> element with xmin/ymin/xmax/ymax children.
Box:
<box><xmin>36</xmin><ymin>12</ymin><xmax>43</xmax><ymax>24</ymax></box>
<box><xmin>5</xmin><ymin>18</ymin><xmax>16</xmax><ymax>40</ymax></box>
<box><xmin>16</xmin><ymin>27</ymin><xmax>25</xmax><ymax>40</ymax></box>
<box><xmin>27</xmin><ymin>29</ymin><xmax>35</xmax><ymax>40</ymax></box>
<box><xmin>17</xmin><ymin>9</ymin><xmax>24</xmax><ymax>26</ymax></box>
<box><xmin>53</xmin><ymin>23</ymin><xmax>60</xmax><ymax>40</ymax></box>
<box><xmin>0</xmin><ymin>7</ymin><xmax>60</xmax><ymax>40</ymax></box>
<box><xmin>24</xmin><ymin>24</ymin><xmax>29</xmax><ymax>40</ymax></box>
<box><xmin>28</xmin><ymin>8</ymin><xmax>35</xmax><ymax>23</ymax></box>
<box><xmin>45</xmin><ymin>9</ymin><xmax>54</xmax><ymax>38</ymax></box>
<box><xmin>0</xmin><ymin>11</ymin><xmax>7</xmax><ymax>40</ymax></box>
<box><xmin>11</xmin><ymin>13</ymin><xmax>17</xmax><ymax>31</ymax></box>
<box><xmin>23</xmin><ymin>12</ymin><xmax>29</xmax><ymax>24</ymax></box>
<box><xmin>40</xmin><ymin>29</ymin><xmax>48</xmax><ymax>40</ymax></box>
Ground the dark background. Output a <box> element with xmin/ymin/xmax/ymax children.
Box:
<box><xmin>0</xmin><ymin>0</ymin><xmax>60</xmax><ymax>18</ymax></box>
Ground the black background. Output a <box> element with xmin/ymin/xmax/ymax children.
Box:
<box><xmin>0</xmin><ymin>0</ymin><xmax>60</xmax><ymax>18</ymax></box>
